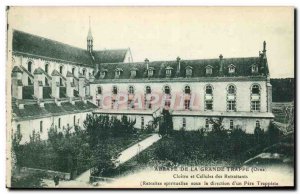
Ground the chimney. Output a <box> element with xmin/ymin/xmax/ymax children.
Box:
<box><xmin>33</xmin><ymin>67</ymin><xmax>44</xmax><ymax>100</ymax></box>
<box><xmin>78</xmin><ymin>73</ymin><xmax>86</xmax><ymax>98</ymax></box>
<box><xmin>66</xmin><ymin>71</ymin><xmax>74</xmax><ymax>98</ymax></box>
<box><xmin>176</xmin><ymin>56</ymin><xmax>181</xmax><ymax>77</ymax></box>
<box><xmin>51</xmin><ymin>70</ymin><xmax>60</xmax><ymax>99</ymax></box>
<box><xmin>145</xmin><ymin>58</ymin><xmax>149</xmax><ymax>70</ymax></box>
<box><xmin>219</xmin><ymin>54</ymin><xmax>224</xmax><ymax>76</ymax></box>
<box><xmin>11</xmin><ymin>66</ymin><xmax>23</xmax><ymax>100</ymax></box>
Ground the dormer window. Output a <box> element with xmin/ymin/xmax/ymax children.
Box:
<box><xmin>130</xmin><ymin>67</ymin><xmax>137</xmax><ymax>78</ymax></box>
<box><xmin>166</xmin><ymin>66</ymin><xmax>173</xmax><ymax>78</ymax></box>
<box><xmin>185</xmin><ymin>66</ymin><xmax>193</xmax><ymax>77</ymax></box>
<box><xmin>228</xmin><ymin>64</ymin><xmax>236</xmax><ymax>74</ymax></box>
<box><xmin>100</xmin><ymin>69</ymin><xmax>107</xmax><ymax>79</ymax></box>
<box><xmin>148</xmin><ymin>67</ymin><xmax>154</xmax><ymax>78</ymax></box>
<box><xmin>115</xmin><ymin>68</ymin><xmax>123</xmax><ymax>79</ymax></box>
<box><xmin>251</xmin><ymin>65</ymin><xmax>258</xmax><ymax>73</ymax></box>
<box><xmin>206</xmin><ymin>65</ymin><xmax>213</xmax><ymax>75</ymax></box>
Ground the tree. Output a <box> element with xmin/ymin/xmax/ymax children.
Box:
<box><xmin>159</xmin><ymin>109</ymin><xmax>173</xmax><ymax>136</ymax></box>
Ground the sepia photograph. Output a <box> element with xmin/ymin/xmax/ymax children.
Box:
<box><xmin>6</xmin><ymin>6</ymin><xmax>295</xmax><ymax>188</ymax></box>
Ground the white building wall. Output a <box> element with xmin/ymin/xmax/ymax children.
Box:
<box><xmin>13</xmin><ymin>55</ymin><xmax>95</xmax><ymax>86</ymax></box>
<box><xmin>12</xmin><ymin>111</ymin><xmax>93</xmax><ymax>144</ymax></box>
<box><xmin>173</xmin><ymin>116</ymin><xmax>271</xmax><ymax>133</ymax></box>
<box><xmin>90</xmin><ymin>80</ymin><xmax>268</xmax><ymax>113</ymax></box>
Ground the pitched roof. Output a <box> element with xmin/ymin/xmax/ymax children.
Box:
<box><xmin>13</xmin><ymin>30</ymin><xmax>94</xmax><ymax>67</ymax></box>
<box><xmin>13</xmin><ymin>30</ymin><xmax>128</xmax><ymax>66</ymax></box>
<box><xmin>96</xmin><ymin>57</ymin><xmax>266</xmax><ymax>80</ymax></box>
<box><xmin>12</xmin><ymin>101</ymin><xmax>98</xmax><ymax>120</ymax></box>
<box><xmin>93</xmin><ymin>49</ymin><xmax>128</xmax><ymax>64</ymax></box>
<box><xmin>33</xmin><ymin>67</ymin><xmax>44</xmax><ymax>75</ymax></box>
<box><xmin>12</xmin><ymin>66</ymin><xmax>23</xmax><ymax>73</ymax></box>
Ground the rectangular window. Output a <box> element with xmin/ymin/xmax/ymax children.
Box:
<box><xmin>58</xmin><ymin>118</ymin><xmax>61</xmax><ymax>128</ymax></box>
<box><xmin>251</xmin><ymin>101</ymin><xmax>260</xmax><ymax>111</ymax></box>
<box><xmin>227</xmin><ymin>100</ymin><xmax>236</xmax><ymax>111</ymax></box>
<box><xmin>97</xmin><ymin>87</ymin><xmax>102</xmax><ymax>95</ymax></box>
<box><xmin>73</xmin><ymin>116</ymin><xmax>76</xmax><ymax>126</ymax></box>
<box><xmin>230</xmin><ymin>120</ymin><xmax>234</xmax><ymax>129</ymax></box>
<box><xmin>40</xmin><ymin>121</ymin><xmax>43</xmax><ymax>132</ymax></box>
<box><xmin>184</xmin><ymin>100</ymin><xmax>190</xmax><ymax>110</ymax></box>
<box><xmin>205</xmin><ymin>100</ymin><xmax>213</xmax><ymax>110</ymax></box>
<box><xmin>182</xmin><ymin>118</ymin><xmax>186</xmax><ymax>128</ymax></box>
<box><xmin>205</xmin><ymin>119</ymin><xmax>209</xmax><ymax>128</ymax></box>
<box><xmin>141</xmin><ymin>117</ymin><xmax>144</xmax><ymax>130</ymax></box>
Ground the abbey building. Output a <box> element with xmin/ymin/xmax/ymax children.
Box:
<box><xmin>10</xmin><ymin>25</ymin><xmax>274</xmax><ymax>144</ymax></box>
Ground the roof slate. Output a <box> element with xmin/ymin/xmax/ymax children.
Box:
<box><xmin>93</xmin><ymin>49</ymin><xmax>128</xmax><ymax>64</ymax></box>
<box><xmin>13</xmin><ymin>101</ymin><xmax>98</xmax><ymax>120</ymax></box>
<box><xmin>13</xmin><ymin>30</ymin><xmax>127</xmax><ymax>67</ymax></box>
<box><xmin>96</xmin><ymin>57</ymin><xmax>266</xmax><ymax>80</ymax></box>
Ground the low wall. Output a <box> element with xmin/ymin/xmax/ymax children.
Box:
<box><xmin>20</xmin><ymin>167</ymin><xmax>71</xmax><ymax>180</ymax></box>
<box><xmin>90</xmin><ymin>176</ymin><xmax>115</xmax><ymax>183</ymax></box>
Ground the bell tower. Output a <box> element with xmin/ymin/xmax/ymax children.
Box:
<box><xmin>87</xmin><ymin>17</ymin><xmax>93</xmax><ymax>53</ymax></box>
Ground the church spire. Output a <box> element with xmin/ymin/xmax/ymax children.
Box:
<box><xmin>87</xmin><ymin>17</ymin><xmax>93</xmax><ymax>52</ymax></box>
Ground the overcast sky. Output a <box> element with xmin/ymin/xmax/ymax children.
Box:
<box><xmin>8</xmin><ymin>7</ymin><xmax>294</xmax><ymax>78</ymax></box>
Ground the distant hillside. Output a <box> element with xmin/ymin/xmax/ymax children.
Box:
<box><xmin>271</xmin><ymin>78</ymin><xmax>294</xmax><ymax>102</ymax></box>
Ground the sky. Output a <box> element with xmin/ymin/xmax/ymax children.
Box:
<box><xmin>8</xmin><ymin>6</ymin><xmax>294</xmax><ymax>78</ymax></box>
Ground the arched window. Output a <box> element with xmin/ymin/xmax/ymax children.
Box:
<box><xmin>27</xmin><ymin>61</ymin><xmax>32</xmax><ymax>73</ymax></box>
<box><xmin>97</xmin><ymin>86</ymin><xmax>102</xmax><ymax>95</ymax></box>
<box><xmin>128</xmin><ymin>86</ymin><xmax>134</xmax><ymax>94</ymax></box>
<box><xmin>230</xmin><ymin>120</ymin><xmax>234</xmax><ymax>130</ymax></box>
<box><xmin>251</xmin><ymin>84</ymin><xmax>261</xmax><ymax>111</ymax></box>
<box><xmin>112</xmin><ymin>86</ymin><xmax>118</xmax><ymax>95</ymax></box>
<box><xmin>182</xmin><ymin>118</ymin><xmax>186</xmax><ymax>129</ymax></box>
<box><xmin>45</xmin><ymin>77</ymin><xmax>49</xmax><ymax>86</ymax></box>
<box><xmin>228</xmin><ymin>64</ymin><xmax>236</xmax><ymax>74</ymax></box>
<box><xmin>164</xmin><ymin>85</ymin><xmax>170</xmax><ymax>94</ymax></box>
<box><xmin>228</xmin><ymin>85</ymin><xmax>236</xmax><ymax>94</ymax></box>
<box><xmin>82</xmin><ymin>68</ymin><xmax>86</xmax><ymax>76</ymax></box>
<box><xmin>59</xmin><ymin>78</ymin><xmax>63</xmax><ymax>86</ymax></box>
<box><xmin>205</xmin><ymin>85</ymin><xmax>213</xmax><ymax>110</ymax></box>
<box><xmin>251</xmin><ymin>84</ymin><xmax>260</xmax><ymax>94</ymax></box>
<box><xmin>45</xmin><ymin>63</ymin><xmax>49</xmax><ymax>73</ymax></box>
<box><xmin>40</xmin><ymin>121</ymin><xmax>43</xmax><ymax>132</ymax></box>
<box><xmin>72</xmin><ymin>67</ymin><xmax>75</xmax><ymax>75</ymax></box>
<box><xmin>146</xmin><ymin>86</ymin><xmax>151</xmax><ymax>94</ymax></box>
<box><xmin>73</xmin><ymin>115</ymin><xmax>76</xmax><ymax>126</ymax></box>
<box><xmin>205</xmin><ymin>85</ymin><xmax>213</xmax><ymax>95</ymax></box>
<box><xmin>256</xmin><ymin>120</ymin><xmax>260</xmax><ymax>128</ymax></box>
<box><xmin>227</xmin><ymin>85</ymin><xmax>236</xmax><ymax>111</ymax></box>
<box><xmin>185</xmin><ymin>66</ymin><xmax>193</xmax><ymax>77</ymax></box>
<box><xmin>58</xmin><ymin>118</ymin><xmax>61</xmax><ymax>128</ymax></box>
<box><xmin>184</xmin><ymin>85</ymin><xmax>191</xmax><ymax>94</ymax></box>
<box><xmin>17</xmin><ymin>124</ymin><xmax>21</xmax><ymax>132</ymax></box>
<box><xmin>59</xmin><ymin>66</ymin><xmax>63</xmax><ymax>74</ymax></box>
